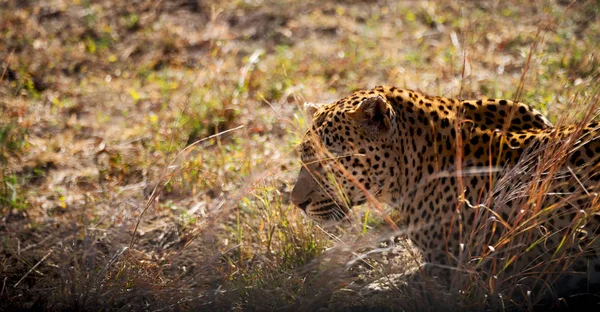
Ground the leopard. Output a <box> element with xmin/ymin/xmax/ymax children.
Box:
<box><xmin>291</xmin><ymin>85</ymin><xmax>600</xmax><ymax>308</ymax></box>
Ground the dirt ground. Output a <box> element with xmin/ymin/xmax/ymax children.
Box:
<box><xmin>1</xmin><ymin>0</ymin><xmax>599</xmax><ymax>311</ymax></box>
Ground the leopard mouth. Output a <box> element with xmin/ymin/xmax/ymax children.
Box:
<box><xmin>307</xmin><ymin>200</ymin><xmax>350</xmax><ymax>221</ymax></box>
<box><xmin>296</xmin><ymin>198</ymin><xmax>312</xmax><ymax>211</ymax></box>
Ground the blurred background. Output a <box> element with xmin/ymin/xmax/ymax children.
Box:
<box><xmin>1</xmin><ymin>0</ymin><xmax>599</xmax><ymax>310</ymax></box>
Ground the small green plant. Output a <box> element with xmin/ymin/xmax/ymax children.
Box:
<box><xmin>0</xmin><ymin>173</ymin><xmax>28</xmax><ymax>212</ymax></box>
<box><xmin>125</xmin><ymin>14</ymin><xmax>140</xmax><ymax>30</ymax></box>
<box><xmin>0</xmin><ymin>123</ymin><xmax>28</xmax><ymax>213</ymax></box>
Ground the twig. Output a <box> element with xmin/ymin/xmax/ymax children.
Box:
<box><xmin>14</xmin><ymin>250</ymin><xmax>52</xmax><ymax>287</ymax></box>
<box><xmin>1</xmin><ymin>277</ymin><xmax>6</xmax><ymax>297</ymax></box>
<box><xmin>21</xmin><ymin>235</ymin><xmax>52</xmax><ymax>252</ymax></box>
<box><xmin>567</xmin><ymin>166</ymin><xmax>590</xmax><ymax>196</ymax></box>
<box><xmin>512</xmin><ymin>18</ymin><xmax>552</xmax><ymax>104</ymax></box>
<box><xmin>151</xmin><ymin>294</ymin><xmax>205</xmax><ymax>312</ymax></box>
<box><xmin>95</xmin><ymin>247</ymin><xmax>129</xmax><ymax>284</ymax></box>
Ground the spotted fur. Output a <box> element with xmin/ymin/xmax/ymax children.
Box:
<box><xmin>291</xmin><ymin>85</ymin><xmax>600</xmax><ymax>305</ymax></box>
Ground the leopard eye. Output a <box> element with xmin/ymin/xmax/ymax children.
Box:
<box><xmin>300</xmin><ymin>154</ymin><xmax>320</xmax><ymax>166</ymax></box>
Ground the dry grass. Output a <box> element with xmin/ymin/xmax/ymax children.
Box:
<box><xmin>1</xmin><ymin>0</ymin><xmax>599</xmax><ymax>311</ymax></box>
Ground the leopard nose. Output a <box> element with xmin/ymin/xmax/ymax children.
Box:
<box><xmin>291</xmin><ymin>183</ymin><xmax>309</xmax><ymax>209</ymax></box>
<box><xmin>291</xmin><ymin>169</ymin><xmax>312</xmax><ymax>209</ymax></box>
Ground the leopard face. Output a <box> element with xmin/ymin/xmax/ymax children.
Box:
<box><xmin>291</xmin><ymin>94</ymin><xmax>398</xmax><ymax>221</ymax></box>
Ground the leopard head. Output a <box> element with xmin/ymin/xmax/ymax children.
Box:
<box><xmin>291</xmin><ymin>93</ymin><xmax>396</xmax><ymax>221</ymax></box>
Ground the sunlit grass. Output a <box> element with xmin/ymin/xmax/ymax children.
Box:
<box><xmin>1</xmin><ymin>0</ymin><xmax>599</xmax><ymax>310</ymax></box>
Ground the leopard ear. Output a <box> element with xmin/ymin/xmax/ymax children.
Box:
<box><xmin>303</xmin><ymin>102</ymin><xmax>323</xmax><ymax>117</ymax></box>
<box><xmin>351</xmin><ymin>96</ymin><xmax>391</xmax><ymax>131</ymax></box>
